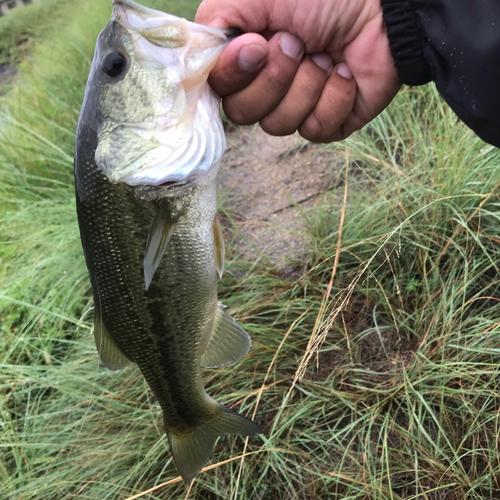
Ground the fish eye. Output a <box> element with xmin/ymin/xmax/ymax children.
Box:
<box><xmin>102</xmin><ymin>52</ymin><xmax>127</xmax><ymax>78</ymax></box>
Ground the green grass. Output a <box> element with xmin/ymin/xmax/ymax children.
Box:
<box><xmin>2</xmin><ymin>1</ymin><xmax>500</xmax><ymax>499</ymax></box>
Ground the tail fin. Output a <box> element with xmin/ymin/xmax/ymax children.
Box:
<box><xmin>167</xmin><ymin>405</ymin><xmax>261</xmax><ymax>483</ymax></box>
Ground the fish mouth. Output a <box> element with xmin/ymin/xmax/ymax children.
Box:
<box><xmin>111</xmin><ymin>0</ymin><xmax>190</xmax><ymax>43</ymax></box>
<box><xmin>111</xmin><ymin>0</ymin><xmax>230</xmax><ymax>42</ymax></box>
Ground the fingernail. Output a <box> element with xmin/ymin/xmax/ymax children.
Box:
<box><xmin>279</xmin><ymin>32</ymin><xmax>303</xmax><ymax>59</ymax></box>
<box><xmin>238</xmin><ymin>44</ymin><xmax>267</xmax><ymax>71</ymax></box>
<box><xmin>335</xmin><ymin>62</ymin><xmax>353</xmax><ymax>79</ymax></box>
<box><xmin>312</xmin><ymin>53</ymin><xmax>332</xmax><ymax>71</ymax></box>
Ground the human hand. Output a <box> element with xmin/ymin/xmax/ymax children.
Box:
<box><xmin>196</xmin><ymin>0</ymin><xmax>401</xmax><ymax>142</ymax></box>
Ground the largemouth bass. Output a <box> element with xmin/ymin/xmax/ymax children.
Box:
<box><xmin>74</xmin><ymin>0</ymin><xmax>260</xmax><ymax>483</ymax></box>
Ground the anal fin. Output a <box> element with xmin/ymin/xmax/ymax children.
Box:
<box><xmin>144</xmin><ymin>201</ymin><xmax>180</xmax><ymax>291</ymax></box>
<box><xmin>201</xmin><ymin>305</ymin><xmax>251</xmax><ymax>369</ymax></box>
<box><xmin>94</xmin><ymin>314</ymin><xmax>132</xmax><ymax>370</ymax></box>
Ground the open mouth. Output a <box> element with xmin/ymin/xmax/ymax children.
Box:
<box><xmin>111</xmin><ymin>0</ymin><xmax>229</xmax><ymax>45</ymax></box>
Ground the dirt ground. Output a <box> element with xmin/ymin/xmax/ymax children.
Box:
<box><xmin>218</xmin><ymin>124</ymin><xmax>344</xmax><ymax>269</ymax></box>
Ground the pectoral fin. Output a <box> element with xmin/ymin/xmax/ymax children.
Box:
<box><xmin>94</xmin><ymin>314</ymin><xmax>132</xmax><ymax>370</ymax></box>
<box><xmin>144</xmin><ymin>203</ymin><xmax>180</xmax><ymax>291</ymax></box>
<box><xmin>201</xmin><ymin>305</ymin><xmax>251</xmax><ymax>368</ymax></box>
<box><xmin>213</xmin><ymin>214</ymin><xmax>225</xmax><ymax>279</ymax></box>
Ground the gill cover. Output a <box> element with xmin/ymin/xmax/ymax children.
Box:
<box><xmin>93</xmin><ymin>0</ymin><xmax>230</xmax><ymax>186</ymax></box>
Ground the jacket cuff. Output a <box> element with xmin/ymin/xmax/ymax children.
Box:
<box><xmin>380</xmin><ymin>0</ymin><xmax>433</xmax><ymax>86</ymax></box>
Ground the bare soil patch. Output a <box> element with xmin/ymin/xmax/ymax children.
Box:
<box><xmin>218</xmin><ymin>125</ymin><xmax>344</xmax><ymax>269</ymax></box>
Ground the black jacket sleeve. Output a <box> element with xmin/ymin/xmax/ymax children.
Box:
<box><xmin>380</xmin><ymin>0</ymin><xmax>500</xmax><ymax>148</ymax></box>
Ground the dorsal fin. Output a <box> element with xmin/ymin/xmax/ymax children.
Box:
<box><xmin>213</xmin><ymin>214</ymin><xmax>225</xmax><ymax>279</ymax></box>
<box><xmin>144</xmin><ymin>202</ymin><xmax>180</xmax><ymax>291</ymax></box>
<box><xmin>201</xmin><ymin>304</ymin><xmax>251</xmax><ymax>368</ymax></box>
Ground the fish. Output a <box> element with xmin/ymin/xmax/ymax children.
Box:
<box><xmin>74</xmin><ymin>0</ymin><xmax>261</xmax><ymax>483</ymax></box>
